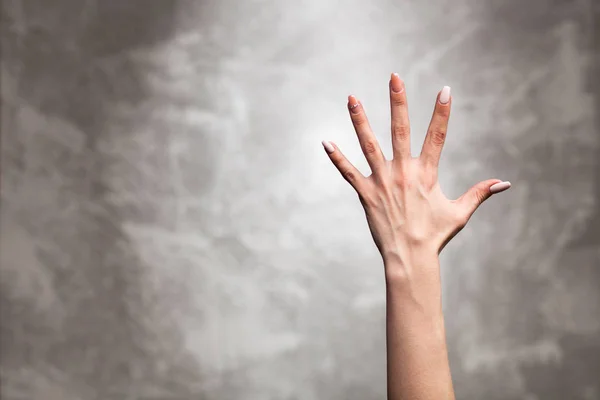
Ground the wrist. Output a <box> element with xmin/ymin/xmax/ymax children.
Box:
<box><xmin>382</xmin><ymin>244</ymin><xmax>440</xmax><ymax>280</ymax></box>
<box><xmin>383</xmin><ymin>246</ymin><xmax>443</xmax><ymax>306</ymax></box>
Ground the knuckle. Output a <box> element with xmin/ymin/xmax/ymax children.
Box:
<box><xmin>392</xmin><ymin>124</ymin><xmax>409</xmax><ymax>141</ymax></box>
<box><xmin>352</xmin><ymin>115</ymin><xmax>367</xmax><ymax>126</ymax></box>
<box><xmin>342</xmin><ymin>168</ymin><xmax>357</xmax><ymax>183</ymax></box>
<box><xmin>395</xmin><ymin>176</ymin><xmax>410</xmax><ymax>189</ymax></box>
<box><xmin>391</xmin><ymin>94</ymin><xmax>406</xmax><ymax>107</ymax></box>
<box><xmin>393</xmin><ymin>169</ymin><xmax>409</xmax><ymax>187</ymax></box>
<box><xmin>429</xmin><ymin>128</ymin><xmax>446</xmax><ymax>146</ymax></box>
<box><xmin>393</xmin><ymin>175</ymin><xmax>404</xmax><ymax>187</ymax></box>
<box><xmin>363</xmin><ymin>140</ymin><xmax>379</xmax><ymax>155</ymax></box>
<box><xmin>436</xmin><ymin>107</ymin><xmax>450</xmax><ymax>118</ymax></box>
<box><xmin>475</xmin><ymin>190</ymin><xmax>487</xmax><ymax>205</ymax></box>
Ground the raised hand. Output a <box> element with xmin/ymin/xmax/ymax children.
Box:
<box><xmin>322</xmin><ymin>73</ymin><xmax>511</xmax><ymax>267</ymax></box>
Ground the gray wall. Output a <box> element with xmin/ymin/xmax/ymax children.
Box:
<box><xmin>1</xmin><ymin>0</ymin><xmax>598</xmax><ymax>399</ymax></box>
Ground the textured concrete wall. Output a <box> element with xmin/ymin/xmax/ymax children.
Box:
<box><xmin>1</xmin><ymin>1</ymin><xmax>598</xmax><ymax>399</ymax></box>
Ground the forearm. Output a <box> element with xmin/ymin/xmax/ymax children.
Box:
<box><xmin>384</xmin><ymin>249</ymin><xmax>455</xmax><ymax>400</ymax></box>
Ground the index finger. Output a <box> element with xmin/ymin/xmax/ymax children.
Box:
<box><xmin>419</xmin><ymin>86</ymin><xmax>452</xmax><ymax>172</ymax></box>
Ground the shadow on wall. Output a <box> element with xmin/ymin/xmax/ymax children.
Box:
<box><xmin>569</xmin><ymin>1</ymin><xmax>600</xmax><ymax>248</ymax></box>
<box><xmin>521</xmin><ymin>5</ymin><xmax>600</xmax><ymax>398</ymax></box>
<box><xmin>2</xmin><ymin>0</ymin><xmax>183</xmax><ymax>130</ymax></box>
<box><xmin>1</xmin><ymin>1</ymin><xmax>205</xmax><ymax>399</ymax></box>
<box><xmin>449</xmin><ymin>1</ymin><xmax>600</xmax><ymax>399</ymax></box>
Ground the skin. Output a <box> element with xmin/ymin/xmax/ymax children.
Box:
<box><xmin>322</xmin><ymin>73</ymin><xmax>511</xmax><ymax>400</ymax></box>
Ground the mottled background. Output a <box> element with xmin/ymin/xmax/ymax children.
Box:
<box><xmin>1</xmin><ymin>0</ymin><xmax>599</xmax><ymax>399</ymax></box>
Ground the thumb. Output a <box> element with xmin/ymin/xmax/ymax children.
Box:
<box><xmin>457</xmin><ymin>179</ymin><xmax>511</xmax><ymax>216</ymax></box>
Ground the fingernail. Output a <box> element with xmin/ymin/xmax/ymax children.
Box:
<box><xmin>390</xmin><ymin>73</ymin><xmax>404</xmax><ymax>93</ymax></box>
<box><xmin>439</xmin><ymin>86</ymin><xmax>451</xmax><ymax>104</ymax></box>
<box><xmin>490</xmin><ymin>181</ymin><xmax>511</xmax><ymax>194</ymax></box>
<box><xmin>348</xmin><ymin>95</ymin><xmax>361</xmax><ymax>114</ymax></box>
<box><xmin>322</xmin><ymin>140</ymin><xmax>335</xmax><ymax>154</ymax></box>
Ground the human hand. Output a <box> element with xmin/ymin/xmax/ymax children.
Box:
<box><xmin>322</xmin><ymin>73</ymin><xmax>511</xmax><ymax>268</ymax></box>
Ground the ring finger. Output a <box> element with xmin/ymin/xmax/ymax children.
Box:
<box><xmin>347</xmin><ymin>95</ymin><xmax>386</xmax><ymax>177</ymax></box>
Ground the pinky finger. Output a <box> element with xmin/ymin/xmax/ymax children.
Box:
<box><xmin>322</xmin><ymin>140</ymin><xmax>366</xmax><ymax>192</ymax></box>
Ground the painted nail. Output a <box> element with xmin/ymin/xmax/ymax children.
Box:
<box><xmin>490</xmin><ymin>181</ymin><xmax>511</xmax><ymax>194</ymax></box>
<box><xmin>322</xmin><ymin>140</ymin><xmax>335</xmax><ymax>154</ymax></box>
<box><xmin>439</xmin><ymin>86</ymin><xmax>451</xmax><ymax>104</ymax></box>
<box><xmin>348</xmin><ymin>95</ymin><xmax>361</xmax><ymax>114</ymax></box>
<box><xmin>390</xmin><ymin>73</ymin><xmax>404</xmax><ymax>93</ymax></box>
